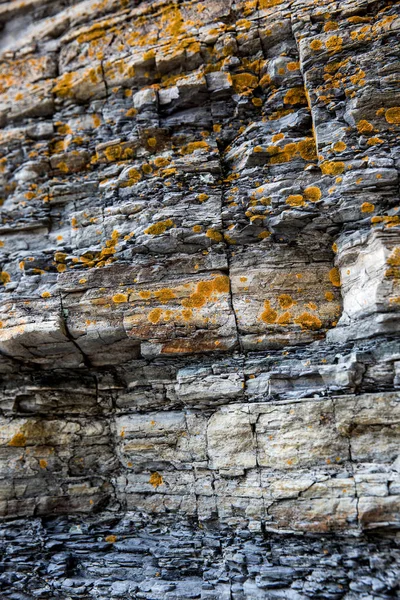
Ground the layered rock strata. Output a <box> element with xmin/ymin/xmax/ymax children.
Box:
<box><xmin>0</xmin><ymin>0</ymin><xmax>400</xmax><ymax>597</ymax></box>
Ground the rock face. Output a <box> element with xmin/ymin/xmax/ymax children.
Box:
<box><xmin>0</xmin><ymin>0</ymin><xmax>400</xmax><ymax>597</ymax></box>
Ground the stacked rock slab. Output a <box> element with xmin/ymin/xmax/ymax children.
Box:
<box><xmin>0</xmin><ymin>0</ymin><xmax>399</xmax><ymax>597</ymax></box>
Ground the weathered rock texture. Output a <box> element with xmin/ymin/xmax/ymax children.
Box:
<box><xmin>0</xmin><ymin>0</ymin><xmax>400</xmax><ymax>597</ymax></box>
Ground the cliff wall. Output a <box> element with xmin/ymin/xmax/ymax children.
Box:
<box><xmin>0</xmin><ymin>0</ymin><xmax>399</xmax><ymax>597</ymax></box>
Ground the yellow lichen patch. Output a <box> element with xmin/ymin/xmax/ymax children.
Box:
<box><xmin>39</xmin><ymin>459</ymin><xmax>48</xmax><ymax>469</ymax></box>
<box><xmin>297</xmin><ymin>138</ymin><xmax>317</xmax><ymax>161</ymax></box>
<box><xmin>384</xmin><ymin>107</ymin><xmax>400</xmax><ymax>124</ymax></box>
<box><xmin>144</xmin><ymin>219</ymin><xmax>175</xmax><ymax>235</ymax></box>
<box><xmin>321</xmin><ymin>161</ymin><xmax>345</xmax><ymax>175</ymax></box>
<box><xmin>52</xmin><ymin>72</ymin><xmax>74</xmax><ymax>98</ymax></box>
<box><xmin>287</xmin><ymin>61</ymin><xmax>300</xmax><ymax>72</ymax></box>
<box><xmin>148</xmin><ymin>308</ymin><xmax>162</xmax><ymax>324</ymax></box>
<box><xmin>139</xmin><ymin>291</ymin><xmax>151</xmax><ymax>300</ymax></box>
<box><xmin>329</xmin><ymin>267</ymin><xmax>341</xmax><ymax>287</ymax></box>
<box><xmin>294</xmin><ymin>312</ymin><xmax>322</xmax><ymax>330</ymax></box>
<box><xmin>105</xmin><ymin>535</ymin><xmax>117</xmax><ymax>543</ymax></box>
<box><xmin>8</xmin><ymin>432</ymin><xmax>26</xmax><ymax>447</ymax></box>
<box><xmin>41</xmin><ymin>292</ymin><xmax>51</xmax><ymax>299</ymax></box>
<box><xmin>367</xmin><ymin>137</ymin><xmax>384</xmax><ymax>146</ymax></box>
<box><xmin>180</xmin><ymin>141</ymin><xmax>209</xmax><ymax>155</ymax></box>
<box><xmin>258</xmin><ymin>231</ymin><xmax>270</xmax><ymax>239</ymax></box>
<box><xmin>283</xmin><ymin>87</ymin><xmax>307</xmax><ymax>105</ymax></box>
<box><xmin>259</xmin><ymin>0</ymin><xmax>283</xmax><ymax>7</ymax></box>
<box><xmin>276</xmin><ymin>311</ymin><xmax>291</xmax><ymax>325</ymax></box>
<box><xmin>153</xmin><ymin>157</ymin><xmax>170</xmax><ymax>168</ymax></box>
<box><xmin>324</xmin><ymin>21</ymin><xmax>339</xmax><ymax>32</ymax></box>
<box><xmin>310</xmin><ymin>39</ymin><xmax>323</xmax><ymax>51</ymax></box>
<box><xmin>325</xmin><ymin>35</ymin><xmax>343</xmax><ymax>52</ymax></box>
<box><xmin>325</xmin><ymin>291</ymin><xmax>335</xmax><ymax>301</ymax></box>
<box><xmin>154</xmin><ymin>288</ymin><xmax>176</xmax><ymax>303</ymax></box>
<box><xmin>260</xmin><ymin>300</ymin><xmax>277</xmax><ymax>324</ymax></box>
<box><xmin>333</xmin><ymin>141</ymin><xmax>346</xmax><ymax>152</ymax></box>
<box><xmin>252</xmin><ymin>97</ymin><xmax>263</xmax><ymax>107</ymax></box>
<box><xmin>304</xmin><ymin>186</ymin><xmax>322</xmax><ymax>202</ymax></box>
<box><xmin>149</xmin><ymin>472</ymin><xmax>163</xmax><ymax>488</ymax></box>
<box><xmin>181</xmin><ymin>275</ymin><xmax>229</xmax><ymax>310</ymax></box>
<box><xmin>371</xmin><ymin>215</ymin><xmax>400</xmax><ymax>228</ymax></box>
<box><xmin>357</xmin><ymin>120</ymin><xmax>374</xmax><ymax>133</ymax></box>
<box><xmin>278</xmin><ymin>294</ymin><xmax>295</xmax><ymax>309</ymax></box>
<box><xmin>112</xmin><ymin>293</ymin><xmax>128</xmax><ymax>303</ymax></box>
<box><xmin>142</xmin><ymin>163</ymin><xmax>153</xmax><ymax>174</ymax></box>
<box><xmin>361</xmin><ymin>202</ymin><xmax>375</xmax><ymax>213</ymax></box>
<box><xmin>286</xmin><ymin>194</ymin><xmax>304</xmax><ymax>207</ymax></box>
<box><xmin>198</xmin><ymin>193</ymin><xmax>209</xmax><ymax>202</ymax></box>
<box><xmin>206</xmin><ymin>229</ymin><xmax>223</xmax><ymax>242</ymax></box>
<box><xmin>231</xmin><ymin>73</ymin><xmax>258</xmax><ymax>94</ymax></box>
<box><xmin>1</xmin><ymin>271</ymin><xmax>11</xmax><ymax>285</ymax></box>
<box><xmin>272</xmin><ymin>133</ymin><xmax>284</xmax><ymax>143</ymax></box>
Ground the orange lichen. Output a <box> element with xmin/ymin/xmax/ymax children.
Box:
<box><xmin>325</xmin><ymin>291</ymin><xmax>335</xmax><ymax>301</ymax></box>
<box><xmin>361</xmin><ymin>202</ymin><xmax>375</xmax><ymax>213</ymax></box>
<box><xmin>180</xmin><ymin>141</ymin><xmax>209</xmax><ymax>155</ymax></box>
<box><xmin>357</xmin><ymin>120</ymin><xmax>374</xmax><ymax>133</ymax></box>
<box><xmin>325</xmin><ymin>35</ymin><xmax>343</xmax><ymax>52</ymax></box>
<box><xmin>105</xmin><ymin>535</ymin><xmax>117</xmax><ymax>543</ymax></box>
<box><xmin>304</xmin><ymin>186</ymin><xmax>322</xmax><ymax>202</ymax></box>
<box><xmin>283</xmin><ymin>87</ymin><xmax>307</xmax><ymax>105</ymax></box>
<box><xmin>324</xmin><ymin>21</ymin><xmax>339</xmax><ymax>32</ymax></box>
<box><xmin>198</xmin><ymin>193</ymin><xmax>209</xmax><ymax>202</ymax></box>
<box><xmin>144</xmin><ymin>219</ymin><xmax>175</xmax><ymax>235</ymax></box>
<box><xmin>41</xmin><ymin>292</ymin><xmax>51</xmax><ymax>299</ymax></box>
<box><xmin>112</xmin><ymin>293</ymin><xmax>128</xmax><ymax>303</ymax></box>
<box><xmin>329</xmin><ymin>267</ymin><xmax>341</xmax><ymax>287</ymax></box>
<box><xmin>385</xmin><ymin>107</ymin><xmax>400</xmax><ymax>124</ymax></box>
<box><xmin>8</xmin><ymin>432</ymin><xmax>26</xmax><ymax>447</ymax></box>
<box><xmin>260</xmin><ymin>300</ymin><xmax>277</xmax><ymax>324</ymax></box>
<box><xmin>154</xmin><ymin>157</ymin><xmax>170</xmax><ymax>168</ymax></box>
<box><xmin>286</xmin><ymin>194</ymin><xmax>304</xmax><ymax>207</ymax></box>
<box><xmin>287</xmin><ymin>61</ymin><xmax>300</xmax><ymax>72</ymax></box>
<box><xmin>154</xmin><ymin>288</ymin><xmax>176</xmax><ymax>303</ymax></box>
<box><xmin>333</xmin><ymin>141</ymin><xmax>346</xmax><ymax>152</ymax></box>
<box><xmin>298</xmin><ymin>138</ymin><xmax>317</xmax><ymax>161</ymax></box>
<box><xmin>294</xmin><ymin>312</ymin><xmax>322</xmax><ymax>330</ymax></box>
<box><xmin>206</xmin><ymin>229</ymin><xmax>223</xmax><ymax>242</ymax></box>
<box><xmin>321</xmin><ymin>161</ymin><xmax>345</xmax><ymax>175</ymax></box>
<box><xmin>259</xmin><ymin>0</ymin><xmax>283</xmax><ymax>7</ymax></box>
<box><xmin>310</xmin><ymin>39</ymin><xmax>323</xmax><ymax>51</ymax></box>
<box><xmin>0</xmin><ymin>271</ymin><xmax>10</xmax><ymax>285</ymax></box>
<box><xmin>148</xmin><ymin>308</ymin><xmax>162</xmax><ymax>324</ymax></box>
<box><xmin>231</xmin><ymin>73</ymin><xmax>258</xmax><ymax>93</ymax></box>
<box><xmin>181</xmin><ymin>275</ymin><xmax>229</xmax><ymax>309</ymax></box>
<box><xmin>39</xmin><ymin>459</ymin><xmax>48</xmax><ymax>469</ymax></box>
<box><xmin>278</xmin><ymin>294</ymin><xmax>294</xmax><ymax>309</ymax></box>
<box><xmin>149</xmin><ymin>472</ymin><xmax>163</xmax><ymax>488</ymax></box>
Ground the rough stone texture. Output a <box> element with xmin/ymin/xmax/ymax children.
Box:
<box><xmin>0</xmin><ymin>0</ymin><xmax>400</xmax><ymax>597</ymax></box>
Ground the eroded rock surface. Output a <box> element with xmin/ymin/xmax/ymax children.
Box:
<box><xmin>0</xmin><ymin>0</ymin><xmax>400</xmax><ymax>597</ymax></box>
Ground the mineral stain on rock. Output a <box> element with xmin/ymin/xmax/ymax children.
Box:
<box><xmin>0</xmin><ymin>0</ymin><xmax>400</xmax><ymax>596</ymax></box>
